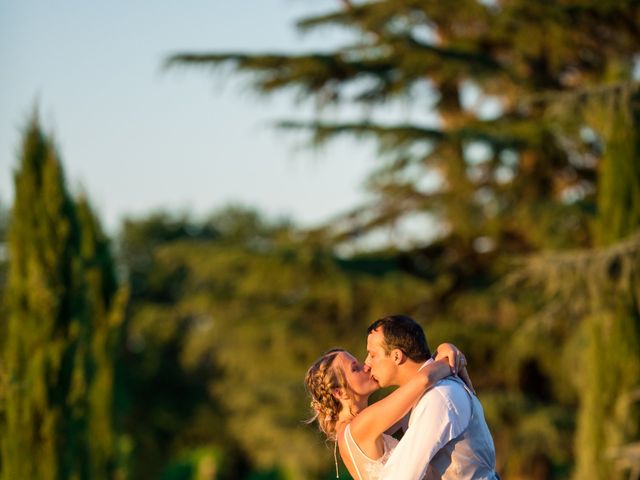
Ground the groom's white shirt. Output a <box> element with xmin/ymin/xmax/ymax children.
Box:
<box><xmin>380</xmin><ymin>361</ymin><xmax>472</xmax><ymax>480</ymax></box>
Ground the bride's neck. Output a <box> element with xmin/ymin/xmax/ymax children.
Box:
<box><xmin>337</xmin><ymin>395</ymin><xmax>368</xmax><ymax>425</ymax></box>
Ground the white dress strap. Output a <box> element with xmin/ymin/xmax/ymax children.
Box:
<box><xmin>344</xmin><ymin>424</ymin><xmax>364</xmax><ymax>480</ymax></box>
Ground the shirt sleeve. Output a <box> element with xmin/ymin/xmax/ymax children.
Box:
<box><xmin>379</xmin><ymin>379</ymin><xmax>472</xmax><ymax>480</ymax></box>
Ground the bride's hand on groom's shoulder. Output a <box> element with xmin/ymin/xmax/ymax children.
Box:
<box><xmin>434</xmin><ymin>343</ymin><xmax>476</xmax><ymax>395</ymax></box>
<box><xmin>434</xmin><ymin>342</ymin><xmax>466</xmax><ymax>375</ymax></box>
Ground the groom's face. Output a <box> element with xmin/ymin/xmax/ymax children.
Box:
<box><xmin>365</xmin><ymin>328</ymin><xmax>398</xmax><ymax>388</ymax></box>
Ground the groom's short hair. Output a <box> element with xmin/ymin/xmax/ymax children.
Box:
<box><xmin>367</xmin><ymin>315</ymin><xmax>431</xmax><ymax>362</ymax></box>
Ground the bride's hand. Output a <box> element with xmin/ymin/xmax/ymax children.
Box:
<box><xmin>434</xmin><ymin>343</ymin><xmax>476</xmax><ymax>394</ymax></box>
<box><xmin>434</xmin><ymin>343</ymin><xmax>466</xmax><ymax>375</ymax></box>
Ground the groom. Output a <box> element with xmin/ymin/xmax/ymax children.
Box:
<box><xmin>364</xmin><ymin>315</ymin><xmax>498</xmax><ymax>480</ymax></box>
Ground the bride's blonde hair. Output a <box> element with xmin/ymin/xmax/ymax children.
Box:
<box><xmin>305</xmin><ymin>349</ymin><xmax>351</xmax><ymax>441</ymax></box>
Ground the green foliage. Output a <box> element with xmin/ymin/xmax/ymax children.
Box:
<box><xmin>76</xmin><ymin>198</ymin><xmax>129</xmax><ymax>479</ymax></box>
<box><xmin>2</xmin><ymin>116</ymin><xmax>84</xmax><ymax>480</ymax></box>
<box><xmin>119</xmin><ymin>207</ymin><xmax>435</xmax><ymax>478</ymax></box>
<box><xmin>117</xmin><ymin>212</ymin><xmax>229</xmax><ymax>479</ymax></box>
<box><xmin>577</xmin><ymin>85</ymin><xmax>640</xmax><ymax>480</ymax></box>
<box><xmin>0</xmin><ymin>116</ymin><xmax>125</xmax><ymax>480</ymax></box>
<box><xmin>590</xmin><ymin>88</ymin><xmax>640</xmax><ymax>246</ymax></box>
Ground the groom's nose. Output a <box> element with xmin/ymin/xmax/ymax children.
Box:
<box><xmin>363</xmin><ymin>359</ymin><xmax>371</xmax><ymax>372</ymax></box>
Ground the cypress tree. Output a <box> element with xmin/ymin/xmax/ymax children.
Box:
<box><xmin>575</xmin><ymin>87</ymin><xmax>640</xmax><ymax>480</ymax></box>
<box><xmin>1</xmin><ymin>115</ymin><xmax>126</xmax><ymax>479</ymax></box>
<box><xmin>1</xmin><ymin>115</ymin><xmax>86</xmax><ymax>479</ymax></box>
<box><xmin>76</xmin><ymin>197</ymin><xmax>128</xmax><ymax>479</ymax></box>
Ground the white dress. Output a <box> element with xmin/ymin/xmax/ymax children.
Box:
<box><xmin>343</xmin><ymin>423</ymin><xmax>399</xmax><ymax>480</ymax></box>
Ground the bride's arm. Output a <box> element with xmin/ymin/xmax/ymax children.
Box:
<box><xmin>350</xmin><ymin>358</ymin><xmax>450</xmax><ymax>440</ymax></box>
<box><xmin>350</xmin><ymin>344</ymin><xmax>460</xmax><ymax>440</ymax></box>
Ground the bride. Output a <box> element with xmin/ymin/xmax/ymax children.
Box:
<box><xmin>305</xmin><ymin>344</ymin><xmax>471</xmax><ymax>480</ymax></box>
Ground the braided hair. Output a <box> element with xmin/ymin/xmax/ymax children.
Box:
<box><xmin>304</xmin><ymin>349</ymin><xmax>351</xmax><ymax>441</ymax></box>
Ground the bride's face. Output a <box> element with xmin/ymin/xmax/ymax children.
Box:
<box><xmin>333</xmin><ymin>351</ymin><xmax>380</xmax><ymax>397</ymax></box>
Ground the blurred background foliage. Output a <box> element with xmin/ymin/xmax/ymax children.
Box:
<box><xmin>2</xmin><ymin>0</ymin><xmax>640</xmax><ymax>479</ymax></box>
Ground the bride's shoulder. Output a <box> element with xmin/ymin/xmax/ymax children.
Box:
<box><xmin>335</xmin><ymin>421</ymin><xmax>350</xmax><ymax>442</ymax></box>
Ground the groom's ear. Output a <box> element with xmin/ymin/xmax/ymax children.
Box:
<box><xmin>391</xmin><ymin>349</ymin><xmax>406</xmax><ymax>365</ymax></box>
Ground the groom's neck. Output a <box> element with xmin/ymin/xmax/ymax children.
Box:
<box><xmin>395</xmin><ymin>360</ymin><xmax>422</xmax><ymax>386</ymax></box>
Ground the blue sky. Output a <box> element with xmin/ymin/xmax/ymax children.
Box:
<box><xmin>1</xmin><ymin>0</ymin><xmax>388</xmax><ymax>233</ymax></box>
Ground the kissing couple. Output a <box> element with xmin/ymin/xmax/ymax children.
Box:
<box><xmin>305</xmin><ymin>315</ymin><xmax>499</xmax><ymax>480</ymax></box>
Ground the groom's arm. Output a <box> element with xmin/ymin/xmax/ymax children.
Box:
<box><xmin>380</xmin><ymin>380</ymin><xmax>471</xmax><ymax>480</ymax></box>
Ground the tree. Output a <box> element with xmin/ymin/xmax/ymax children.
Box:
<box><xmin>118</xmin><ymin>212</ymin><xmax>231</xmax><ymax>480</ymax></box>
<box><xmin>168</xmin><ymin>1</ymin><xmax>638</xmax><ymax>253</ymax></box>
<box><xmin>167</xmin><ymin>1</ymin><xmax>640</xmax><ymax>477</ymax></box>
<box><xmin>0</xmin><ymin>115</ymin><xmax>125</xmax><ymax>479</ymax></box>
<box><xmin>76</xmin><ymin>197</ymin><xmax>128</xmax><ymax>479</ymax></box>
<box><xmin>515</xmin><ymin>87</ymin><xmax>640</xmax><ymax>479</ymax></box>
